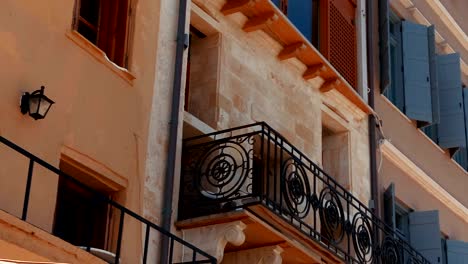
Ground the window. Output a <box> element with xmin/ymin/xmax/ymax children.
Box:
<box><xmin>273</xmin><ymin>0</ymin><xmax>358</xmax><ymax>89</ymax></box>
<box><xmin>394</xmin><ymin>204</ymin><xmax>410</xmax><ymax>240</ymax></box>
<box><xmin>184</xmin><ymin>25</ymin><xmax>221</xmax><ymax>128</ymax></box>
<box><xmin>379</xmin><ymin>3</ymin><xmax>466</xmax><ymax>157</ymax></box>
<box><xmin>273</xmin><ymin>0</ymin><xmax>320</xmax><ymax>48</ymax></box>
<box><xmin>383</xmin><ymin>13</ymin><xmax>404</xmax><ymax>112</ymax></box>
<box><xmin>53</xmin><ymin>175</ymin><xmax>111</xmax><ymax>249</ymax></box>
<box><xmin>383</xmin><ymin>183</ymin><xmax>468</xmax><ymax>263</ymax></box>
<box><xmin>73</xmin><ymin>0</ymin><xmax>131</xmax><ymax>67</ymax></box>
<box><xmin>322</xmin><ymin>126</ymin><xmax>351</xmax><ymax>190</ymax></box>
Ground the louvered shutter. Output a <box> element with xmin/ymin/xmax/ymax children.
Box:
<box><xmin>409</xmin><ymin>210</ymin><xmax>443</xmax><ymax>264</ymax></box>
<box><xmin>288</xmin><ymin>0</ymin><xmax>313</xmax><ymax>41</ymax></box>
<box><xmin>437</xmin><ymin>53</ymin><xmax>465</xmax><ymax>149</ymax></box>
<box><xmin>379</xmin><ymin>0</ymin><xmax>391</xmax><ymax>94</ymax></box>
<box><xmin>428</xmin><ymin>25</ymin><xmax>440</xmax><ymax>125</ymax></box>
<box><xmin>401</xmin><ymin>21</ymin><xmax>432</xmax><ymax>123</ymax></box>
<box><xmin>383</xmin><ymin>183</ymin><xmax>396</xmax><ymax>232</ymax></box>
<box><xmin>321</xmin><ymin>0</ymin><xmax>358</xmax><ymax>89</ymax></box>
<box><xmin>447</xmin><ymin>240</ymin><xmax>468</xmax><ymax>264</ymax></box>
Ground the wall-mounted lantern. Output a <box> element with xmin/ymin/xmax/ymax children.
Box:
<box><xmin>20</xmin><ymin>86</ymin><xmax>55</xmax><ymax>120</ymax></box>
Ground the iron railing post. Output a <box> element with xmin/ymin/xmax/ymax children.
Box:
<box><xmin>143</xmin><ymin>223</ymin><xmax>150</xmax><ymax>264</ymax></box>
<box><xmin>22</xmin><ymin>159</ymin><xmax>34</xmax><ymax>221</ymax></box>
<box><xmin>114</xmin><ymin>209</ymin><xmax>125</xmax><ymax>264</ymax></box>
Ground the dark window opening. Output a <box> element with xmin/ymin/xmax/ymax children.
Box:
<box><xmin>184</xmin><ymin>27</ymin><xmax>207</xmax><ymax>112</ymax></box>
<box><xmin>74</xmin><ymin>0</ymin><xmax>130</xmax><ymax>67</ymax></box>
<box><xmin>276</xmin><ymin>0</ymin><xmax>320</xmax><ymax>48</ymax></box>
<box><xmin>53</xmin><ymin>175</ymin><xmax>111</xmax><ymax>250</ymax></box>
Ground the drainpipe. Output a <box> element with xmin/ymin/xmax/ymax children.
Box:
<box><xmin>160</xmin><ymin>0</ymin><xmax>189</xmax><ymax>262</ymax></box>
<box><xmin>366</xmin><ymin>0</ymin><xmax>380</xmax><ymax>227</ymax></box>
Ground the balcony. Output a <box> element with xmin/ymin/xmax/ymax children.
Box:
<box><xmin>0</xmin><ymin>136</ymin><xmax>216</xmax><ymax>264</ymax></box>
<box><xmin>179</xmin><ymin>122</ymin><xmax>430</xmax><ymax>263</ymax></box>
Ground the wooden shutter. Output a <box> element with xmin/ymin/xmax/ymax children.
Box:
<box><xmin>437</xmin><ymin>53</ymin><xmax>465</xmax><ymax>150</ymax></box>
<box><xmin>271</xmin><ymin>0</ymin><xmax>281</xmax><ymax>9</ymax></box>
<box><xmin>447</xmin><ymin>240</ymin><xmax>468</xmax><ymax>264</ymax></box>
<box><xmin>428</xmin><ymin>25</ymin><xmax>440</xmax><ymax>125</ymax></box>
<box><xmin>383</xmin><ymin>183</ymin><xmax>396</xmax><ymax>232</ymax></box>
<box><xmin>409</xmin><ymin>210</ymin><xmax>443</xmax><ymax>264</ymax></box>
<box><xmin>463</xmin><ymin>88</ymin><xmax>468</xmax><ymax>147</ymax></box>
<box><xmin>98</xmin><ymin>0</ymin><xmax>129</xmax><ymax>67</ymax></box>
<box><xmin>288</xmin><ymin>0</ymin><xmax>313</xmax><ymax>42</ymax></box>
<box><xmin>401</xmin><ymin>21</ymin><xmax>432</xmax><ymax>123</ymax></box>
<box><xmin>453</xmin><ymin>148</ymin><xmax>468</xmax><ymax>170</ymax></box>
<box><xmin>320</xmin><ymin>0</ymin><xmax>357</xmax><ymax>89</ymax></box>
<box><xmin>454</xmin><ymin>88</ymin><xmax>468</xmax><ymax>170</ymax></box>
<box><xmin>379</xmin><ymin>0</ymin><xmax>391</xmax><ymax>94</ymax></box>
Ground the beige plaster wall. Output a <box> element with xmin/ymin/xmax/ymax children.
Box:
<box><xmin>376</xmin><ymin>95</ymin><xmax>468</xmax><ymax>240</ymax></box>
<box><xmin>0</xmin><ymin>0</ymin><xmax>178</xmax><ymax>262</ymax></box>
<box><xmin>381</xmin><ymin>157</ymin><xmax>468</xmax><ymax>241</ymax></box>
<box><xmin>439</xmin><ymin>0</ymin><xmax>468</xmax><ymax>33</ymax></box>
<box><xmin>376</xmin><ymin>95</ymin><xmax>468</xmax><ymax>207</ymax></box>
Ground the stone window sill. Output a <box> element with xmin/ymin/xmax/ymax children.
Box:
<box><xmin>65</xmin><ymin>30</ymin><xmax>136</xmax><ymax>85</ymax></box>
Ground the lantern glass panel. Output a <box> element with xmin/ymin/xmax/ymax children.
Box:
<box><xmin>28</xmin><ymin>96</ymin><xmax>41</xmax><ymax>116</ymax></box>
<box><xmin>38</xmin><ymin>98</ymin><xmax>53</xmax><ymax>117</ymax></box>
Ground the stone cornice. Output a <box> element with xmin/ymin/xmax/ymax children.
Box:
<box><xmin>380</xmin><ymin>140</ymin><xmax>468</xmax><ymax>223</ymax></box>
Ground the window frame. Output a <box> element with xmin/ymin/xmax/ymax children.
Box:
<box><xmin>383</xmin><ymin>12</ymin><xmax>404</xmax><ymax>112</ymax></box>
<box><xmin>72</xmin><ymin>0</ymin><xmax>132</xmax><ymax>68</ymax></box>
<box><xmin>276</xmin><ymin>0</ymin><xmax>320</xmax><ymax>48</ymax></box>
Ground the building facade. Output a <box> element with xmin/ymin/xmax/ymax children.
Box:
<box><xmin>374</xmin><ymin>0</ymin><xmax>468</xmax><ymax>263</ymax></box>
<box><xmin>0</xmin><ymin>0</ymin><xmax>466</xmax><ymax>264</ymax></box>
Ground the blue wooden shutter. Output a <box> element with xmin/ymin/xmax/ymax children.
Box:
<box><xmin>447</xmin><ymin>240</ymin><xmax>468</xmax><ymax>264</ymax></box>
<box><xmin>463</xmin><ymin>88</ymin><xmax>468</xmax><ymax>150</ymax></box>
<box><xmin>409</xmin><ymin>210</ymin><xmax>443</xmax><ymax>264</ymax></box>
<box><xmin>428</xmin><ymin>25</ymin><xmax>440</xmax><ymax>125</ymax></box>
<box><xmin>437</xmin><ymin>53</ymin><xmax>465</xmax><ymax>149</ymax></box>
<box><xmin>453</xmin><ymin>148</ymin><xmax>468</xmax><ymax>170</ymax></box>
<box><xmin>383</xmin><ymin>183</ymin><xmax>396</xmax><ymax>232</ymax></box>
<box><xmin>401</xmin><ymin>21</ymin><xmax>432</xmax><ymax>123</ymax></box>
<box><xmin>454</xmin><ymin>89</ymin><xmax>468</xmax><ymax>170</ymax></box>
<box><xmin>379</xmin><ymin>0</ymin><xmax>391</xmax><ymax>93</ymax></box>
<box><xmin>271</xmin><ymin>0</ymin><xmax>281</xmax><ymax>8</ymax></box>
<box><xmin>288</xmin><ymin>0</ymin><xmax>313</xmax><ymax>42</ymax></box>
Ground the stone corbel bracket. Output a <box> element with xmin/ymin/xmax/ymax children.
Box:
<box><xmin>223</xmin><ymin>245</ymin><xmax>284</xmax><ymax>264</ymax></box>
<box><xmin>182</xmin><ymin>221</ymin><xmax>247</xmax><ymax>262</ymax></box>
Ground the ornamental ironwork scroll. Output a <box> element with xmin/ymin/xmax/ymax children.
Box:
<box><xmin>180</xmin><ymin>122</ymin><xmax>431</xmax><ymax>264</ymax></box>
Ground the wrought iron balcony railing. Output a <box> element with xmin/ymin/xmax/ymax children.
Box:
<box><xmin>179</xmin><ymin>122</ymin><xmax>430</xmax><ymax>264</ymax></box>
<box><xmin>0</xmin><ymin>136</ymin><xmax>216</xmax><ymax>264</ymax></box>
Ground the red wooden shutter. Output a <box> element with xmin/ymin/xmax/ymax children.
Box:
<box><xmin>320</xmin><ymin>0</ymin><xmax>358</xmax><ymax>89</ymax></box>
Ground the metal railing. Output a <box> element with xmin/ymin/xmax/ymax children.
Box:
<box><xmin>179</xmin><ymin>122</ymin><xmax>430</xmax><ymax>264</ymax></box>
<box><xmin>0</xmin><ymin>136</ymin><xmax>216</xmax><ymax>264</ymax></box>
